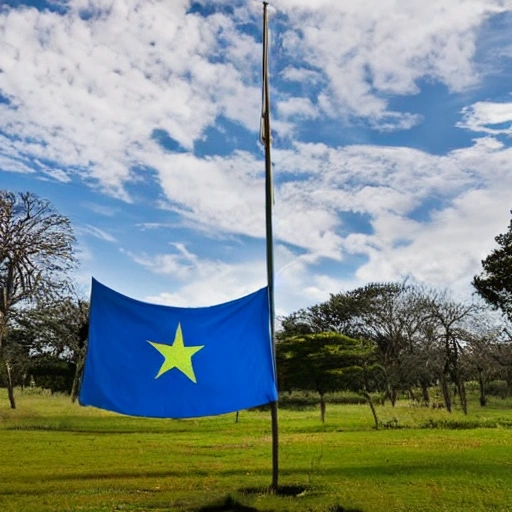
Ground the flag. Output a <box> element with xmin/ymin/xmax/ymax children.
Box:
<box><xmin>79</xmin><ymin>279</ymin><xmax>277</xmax><ymax>418</ymax></box>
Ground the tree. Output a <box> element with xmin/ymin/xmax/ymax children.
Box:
<box><xmin>349</xmin><ymin>283</ymin><xmax>426</xmax><ymax>405</ymax></box>
<box><xmin>464</xmin><ymin>326</ymin><xmax>502</xmax><ymax>407</ymax></box>
<box><xmin>277</xmin><ymin>287</ymin><xmax>371</xmax><ymax>339</ymax></box>
<box><xmin>0</xmin><ymin>191</ymin><xmax>76</xmax><ymax>408</ymax></box>
<box><xmin>0</xmin><ymin>327</ymin><xmax>34</xmax><ymax>390</ymax></box>
<box><xmin>278</xmin><ymin>281</ymin><xmax>498</xmax><ymax>414</ymax></box>
<box><xmin>473</xmin><ymin>215</ymin><xmax>512</xmax><ymax>323</ymax></box>
<box><xmin>422</xmin><ymin>290</ymin><xmax>477</xmax><ymax>414</ymax></box>
<box><xmin>15</xmin><ymin>295</ymin><xmax>89</xmax><ymax>399</ymax></box>
<box><xmin>276</xmin><ymin>332</ymin><xmax>379</xmax><ymax>423</ymax></box>
<box><xmin>279</xmin><ymin>282</ymin><xmax>431</xmax><ymax>406</ymax></box>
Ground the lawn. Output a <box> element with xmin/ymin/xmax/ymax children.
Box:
<box><xmin>1</xmin><ymin>389</ymin><xmax>512</xmax><ymax>511</ymax></box>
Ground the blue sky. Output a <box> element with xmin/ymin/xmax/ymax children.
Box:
<box><xmin>1</xmin><ymin>0</ymin><xmax>511</xmax><ymax>315</ymax></box>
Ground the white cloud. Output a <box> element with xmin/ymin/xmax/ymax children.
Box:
<box><xmin>138</xmin><ymin>133</ymin><xmax>512</xmax><ymax>294</ymax></box>
<box><xmin>277</xmin><ymin>97</ymin><xmax>318</xmax><ymax>119</ymax></box>
<box><xmin>137</xmin><ymin>222</ymin><xmax>177</xmax><ymax>231</ymax></box>
<box><xmin>40</xmin><ymin>166</ymin><xmax>72</xmax><ymax>183</ymax></box>
<box><xmin>126</xmin><ymin>242</ymin><xmax>201</xmax><ymax>281</ymax></box>
<box><xmin>79</xmin><ymin>224</ymin><xmax>117</xmax><ymax>243</ymax></box>
<box><xmin>151</xmin><ymin>150</ymin><xmax>266</xmax><ymax>238</ymax></box>
<box><xmin>281</xmin><ymin>66</ymin><xmax>322</xmax><ymax>84</ymax></box>
<box><xmin>277</xmin><ymin>0</ymin><xmax>510</xmax><ymax>125</ymax></box>
<box><xmin>273</xmin><ymin>244</ymin><xmax>359</xmax><ymax>316</ymax></box>
<box><xmin>140</xmin><ymin>247</ymin><xmax>267</xmax><ymax>306</ymax></box>
<box><xmin>139</xmin><ymin>242</ymin><xmax>350</xmax><ymax>314</ymax></box>
<box><xmin>272</xmin><ymin>136</ymin><xmax>511</xmax><ymax>304</ymax></box>
<box><xmin>355</xmin><ymin>185</ymin><xmax>511</xmax><ymax>297</ymax></box>
<box><xmin>0</xmin><ymin>154</ymin><xmax>35</xmax><ymax>175</ymax></box>
<box><xmin>0</xmin><ymin>1</ymin><xmax>262</xmax><ymax>197</ymax></box>
<box><xmin>458</xmin><ymin>101</ymin><xmax>512</xmax><ymax>135</ymax></box>
<box><xmin>125</xmin><ymin>131</ymin><xmax>512</xmax><ymax>312</ymax></box>
<box><xmin>2</xmin><ymin>0</ymin><xmax>509</xmax><ymax>201</ymax></box>
<box><xmin>370</xmin><ymin>112</ymin><xmax>423</xmax><ymax>132</ymax></box>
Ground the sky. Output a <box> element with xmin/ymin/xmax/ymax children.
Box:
<box><xmin>1</xmin><ymin>0</ymin><xmax>512</xmax><ymax>316</ymax></box>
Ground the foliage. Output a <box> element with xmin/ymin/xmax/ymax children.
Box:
<box><xmin>15</xmin><ymin>296</ymin><xmax>89</xmax><ymax>399</ymax></box>
<box><xmin>276</xmin><ymin>332</ymin><xmax>380</xmax><ymax>422</ymax></box>
<box><xmin>0</xmin><ymin>190</ymin><xmax>77</xmax><ymax>408</ymax></box>
<box><xmin>473</xmin><ymin>216</ymin><xmax>512</xmax><ymax>323</ymax></box>
<box><xmin>277</xmin><ymin>281</ymin><xmax>508</xmax><ymax>413</ymax></box>
<box><xmin>279</xmin><ymin>282</ymin><xmax>433</xmax><ymax>405</ymax></box>
<box><xmin>423</xmin><ymin>290</ymin><xmax>478</xmax><ymax>414</ymax></box>
<box><xmin>0</xmin><ymin>327</ymin><xmax>33</xmax><ymax>389</ymax></box>
<box><xmin>278</xmin><ymin>333</ymin><xmax>375</xmax><ymax>392</ymax></box>
<box><xmin>28</xmin><ymin>357</ymin><xmax>76</xmax><ymax>394</ymax></box>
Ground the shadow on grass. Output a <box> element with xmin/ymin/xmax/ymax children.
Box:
<box><xmin>239</xmin><ymin>484</ymin><xmax>308</xmax><ymax>496</ymax></box>
<box><xmin>28</xmin><ymin>457</ymin><xmax>496</xmax><ymax>485</ymax></box>
<box><xmin>4</xmin><ymin>425</ymin><xmax>194</xmax><ymax>434</ymax></box>
<box><xmin>196</xmin><ymin>494</ymin><xmax>362</xmax><ymax>512</ymax></box>
<box><xmin>196</xmin><ymin>495</ymin><xmax>258</xmax><ymax>511</ymax></box>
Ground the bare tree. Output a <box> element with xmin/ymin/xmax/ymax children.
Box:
<box><xmin>423</xmin><ymin>290</ymin><xmax>477</xmax><ymax>414</ymax></box>
<box><xmin>0</xmin><ymin>191</ymin><xmax>76</xmax><ymax>408</ymax></box>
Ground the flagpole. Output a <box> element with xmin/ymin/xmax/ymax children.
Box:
<box><xmin>261</xmin><ymin>1</ymin><xmax>279</xmax><ymax>492</ymax></box>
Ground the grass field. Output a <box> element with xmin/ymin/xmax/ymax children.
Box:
<box><xmin>2</xmin><ymin>389</ymin><xmax>512</xmax><ymax>511</ymax></box>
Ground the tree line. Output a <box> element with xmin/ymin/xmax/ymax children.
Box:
<box><xmin>1</xmin><ymin>189</ymin><xmax>512</xmax><ymax>417</ymax></box>
<box><xmin>276</xmin><ymin>282</ymin><xmax>512</xmax><ymax>420</ymax></box>
<box><xmin>277</xmin><ymin>213</ymin><xmax>512</xmax><ymax>420</ymax></box>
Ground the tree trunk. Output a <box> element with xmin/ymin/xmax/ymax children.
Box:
<box><xmin>319</xmin><ymin>394</ymin><xmax>326</xmax><ymax>423</ymax></box>
<box><xmin>5</xmin><ymin>360</ymin><xmax>16</xmax><ymax>409</ymax></box>
<box><xmin>363</xmin><ymin>391</ymin><xmax>379</xmax><ymax>430</ymax></box>
<box><xmin>70</xmin><ymin>371</ymin><xmax>79</xmax><ymax>403</ymax></box>
<box><xmin>505</xmin><ymin>368</ymin><xmax>512</xmax><ymax>397</ymax></box>
<box><xmin>385</xmin><ymin>382</ymin><xmax>397</xmax><ymax>407</ymax></box>
<box><xmin>477</xmin><ymin>369</ymin><xmax>487</xmax><ymax>407</ymax></box>
<box><xmin>390</xmin><ymin>387</ymin><xmax>397</xmax><ymax>407</ymax></box>
<box><xmin>458</xmin><ymin>379</ymin><xmax>468</xmax><ymax>415</ymax></box>
<box><xmin>440</xmin><ymin>374</ymin><xmax>452</xmax><ymax>413</ymax></box>
<box><xmin>70</xmin><ymin>359</ymin><xmax>84</xmax><ymax>403</ymax></box>
<box><xmin>420</xmin><ymin>382</ymin><xmax>430</xmax><ymax>406</ymax></box>
<box><xmin>0</xmin><ymin>317</ymin><xmax>15</xmax><ymax>409</ymax></box>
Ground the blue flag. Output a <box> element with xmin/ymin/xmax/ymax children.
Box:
<box><xmin>80</xmin><ymin>279</ymin><xmax>278</xmax><ymax>418</ymax></box>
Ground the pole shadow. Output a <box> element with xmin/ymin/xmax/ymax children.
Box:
<box><xmin>196</xmin><ymin>495</ymin><xmax>258</xmax><ymax>511</ymax></box>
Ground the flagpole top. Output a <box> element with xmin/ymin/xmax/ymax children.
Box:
<box><xmin>253</xmin><ymin>1</ymin><xmax>276</xmax><ymax>15</ymax></box>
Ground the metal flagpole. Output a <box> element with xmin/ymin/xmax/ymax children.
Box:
<box><xmin>260</xmin><ymin>1</ymin><xmax>279</xmax><ymax>492</ymax></box>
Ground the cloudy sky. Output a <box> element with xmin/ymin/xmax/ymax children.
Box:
<box><xmin>1</xmin><ymin>0</ymin><xmax>511</xmax><ymax>315</ymax></box>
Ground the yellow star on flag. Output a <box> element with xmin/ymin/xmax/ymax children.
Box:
<box><xmin>147</xmin><ymin>323</ymin><xmax>204</xmax><ymax>383</ymax></box>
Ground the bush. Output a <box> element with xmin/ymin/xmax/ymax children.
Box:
<box><xmin>278</xmin><ymin>391</ymin><xmax>367</xmax><ymax>408</ymax></box>
<box><xmin>420</xmin><ymin>417</ymin><xmax>512</xmax><ymax>429</ymax></box>
<box><xmin>486</xmin><ymin>380</ymin><xmax>510</xmax><ymax>398</ymax></box>
<box><xmin>28</xmin><ymin>358</ymin><xmax>75</xmax><ymax>394</ymax></box>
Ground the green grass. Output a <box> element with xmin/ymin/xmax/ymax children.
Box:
<box><xmin>2</xmin><ymin>389</ymin><xmax>512</xmax><ymax>511</ymax></box>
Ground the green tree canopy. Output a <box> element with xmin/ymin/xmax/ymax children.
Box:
<box><xmin>276</xmin><ymin>332</ymin><xmax>379</xmax><ymax>422</ymax></box>
<box><xmin>473</xmin><ymin>216</ymin><xmax>512</xmax><ymax>323</ymax></box>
